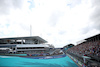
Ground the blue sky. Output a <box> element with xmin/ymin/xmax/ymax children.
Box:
<box><xmin>0</xmin><ymin>0</ymin><xmax>100</xmax><ymax>47</ymax></box>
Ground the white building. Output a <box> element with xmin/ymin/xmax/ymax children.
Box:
<box><xmin>0</xmin><ymin>36</ymin><xmax>52</xmax><ymax>53</ymax></box>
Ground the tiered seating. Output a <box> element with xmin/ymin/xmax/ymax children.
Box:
<box><xmin>67</xmin><ymin>40</ymin><xmax>100</xmax><ymax>57</ymax></box>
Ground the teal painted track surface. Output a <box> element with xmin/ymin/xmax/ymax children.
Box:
<box><xmin>0</xmin><ymin>55</ymin><xmax>78</xmax><ymax>67</ymax></box>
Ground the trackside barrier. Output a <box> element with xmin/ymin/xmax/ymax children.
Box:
<box><xmin>67</xmin><ymin>53</ymin><xmax>83</xmax><ymax>67</ymax></box>
<box><xmin>66</xmin><ymin>53</ymin><xmax>100</xmax><ymax>67</ymax></box>
<box><xmin>25</xmin><ymin>54</ymin><xmax>66</xmax><ymax>59</ymax></box>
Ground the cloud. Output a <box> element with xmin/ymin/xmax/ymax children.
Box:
<box><xmin>80</xmin><ymin>0</ymin><xmax>100</xmax><ymax>36</ymax></box>
<box><xmin>0</xmin><ymin>0</ymin><xmax>30</xmax><ymax>37</ymax></box>
<box><xmin>66</xmin><ymin>0</ymin><xmax>81</xmax><ymax>8</ymax></box>
<box><xmin>0</xmin><ymin>0</ymin><xmax>100</xmax><ymax>48</ymax></box>
<box><xmin>48</xmin><ymin>11</ymin><xmax>64</xmax><ymax>27</ymax></box>
<box><xmin>0</xmin><ymin>0</ymin><xmax>24</xmax><ymax>15</ymax></box>
<box><xmin>90</xmin><ymin>0</ymin><xmax>100</xmax><ymax>30</ymax></box>
<box><xmin>28</xmin><ymin>0</ymin><xmax>35</xmax><ymax>9</ymax></box>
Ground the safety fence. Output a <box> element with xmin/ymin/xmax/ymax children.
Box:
<box><xmin>66</xmin><ymin>52</ymin><xmax>100</xmax><ymax>67</ymax></box>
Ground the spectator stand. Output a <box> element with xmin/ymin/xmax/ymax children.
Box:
<box><xmin>66</xmin><ymin>33</ymin><xmax>100</xmax><ymax>67</ymax></box>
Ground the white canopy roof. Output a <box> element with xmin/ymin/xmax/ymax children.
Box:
<box><xmin>0</xmin><ymin>36</ymin><xmax>47</xmax><ymax>44</ymax></box>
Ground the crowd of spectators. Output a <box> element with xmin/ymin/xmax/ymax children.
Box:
<box><xmin>67</xmin><ymin>40</ymin><xmax>100</xmax><ymax>57</ymax></box>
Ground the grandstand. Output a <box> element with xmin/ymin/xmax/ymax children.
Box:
<box><xmin>66</xmin><ymin>33</ymin><xmax>100</xmax><ymax>67</ymax></box>
<box><xmin>0</xmin><ymin>36</ymin><xmax>53</xmax><ymax>54</ymax></box>
<box><xmin>0</xmin><ymin>36</ymin><xmax>65</xmax><ymax>58</ymax></box>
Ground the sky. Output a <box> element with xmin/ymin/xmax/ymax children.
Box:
<box><xmin>0</xmin><ymin>0</ymin><xmax>100</xmax><ymax>48</ymax></box>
